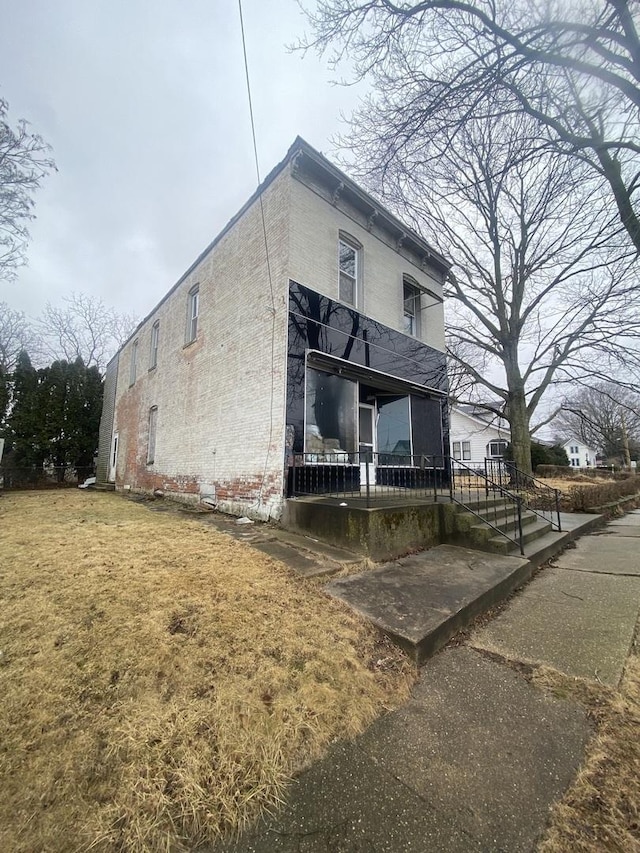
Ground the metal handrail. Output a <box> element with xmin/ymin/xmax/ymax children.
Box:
<box><xmin>484</xmin><ymin>459</ymin><xmax>562</xmax><ymax>531</ymax></box>
<box><xmin>450</xmin><ymin>458</ymin><xmax>525</xmax><ymax>555</ymax></box>
<box><xmin>288</xmin><ymin>451</ymin><xmax>528</xmax><ymax>554</ymax></box>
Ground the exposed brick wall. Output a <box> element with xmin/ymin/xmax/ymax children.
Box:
<box><xmin>107</xmin><ymin>169</ymin><xmax>292</xmax><ymax>520</ymax></box>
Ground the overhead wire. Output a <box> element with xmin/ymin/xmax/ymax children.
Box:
<box><xmin>237</xmin><ymin>0</ymin><xmax>279</xmax><ymax>514</ymax></box>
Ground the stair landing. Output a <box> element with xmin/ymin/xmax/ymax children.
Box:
<box><xmin>326</xmin><ymin>512</ymin><xmax>603</xmax><ymax>664</ymax></box>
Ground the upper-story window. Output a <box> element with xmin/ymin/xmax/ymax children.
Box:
<box><xmin>186</xmin><ymin>284</ymin><xmax>199</xmax><ymax>344</ymax></box>
<box><xmin>149</xmin><ymin>320</ymin><xmax>159</xmax><ymax>370</ymax></box>
<box><xmin>403</xmin><ymin>277</ymin><xmax>421</xmax><ymax>337</ymax></box>
<box><xmin>338</xmin><ymin>235</ymin><xmax>360</xmax><ymax>307</ymax></box>
<box><xmin>129</xmin><ymin>339</ymin><xmax>138</xmax><ymax>386</ymax></box>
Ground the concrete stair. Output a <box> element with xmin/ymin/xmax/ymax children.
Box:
<box><xmin>452</xmin><ymin>498</ymin><xmax>553</xmax><ymax>556</ymax></box>
<box><xmin>93</xmin><ymin>482</ymin><xmax>116</xmax><ymax>491</ymax></box>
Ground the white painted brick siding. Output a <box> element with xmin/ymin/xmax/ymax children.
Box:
<box><xmin>288</xmin><ymin>177</ymin><xmax>446</xmax><ymax>351</ymax></box>
<box><xmin>105</xmin><ymin>157</ymin><xmax>449</xmax><ymax>517</ymax></box>
<box><xmin>110</xmin><ymin>170</ymin><xmax>291</xmax><ymax>519</ymax></box>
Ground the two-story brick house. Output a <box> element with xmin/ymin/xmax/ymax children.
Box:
<box><xmin>97</xmin><ymin>137</ymin><xmax>451</xmax><ymax>519</ymax></box>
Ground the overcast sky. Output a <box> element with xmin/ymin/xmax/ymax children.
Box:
<box><xmin>0</xmin><ymin>0</ymin><xmax>363</xmax><ymax>322</ymax></box>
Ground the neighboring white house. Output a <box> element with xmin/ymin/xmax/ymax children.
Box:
<box><xmin>96</xmin><ymin>137</ymin><xmax>451</xmax><ymax>519</ymax></box>
<box><xmin>561</xmin><ymin>438</ymin><xmax>596</xmax><ymax>468</ymax></box>
<box><xmin>449</xmin><ymin>405</ymin><xmax>510</xmax><ymax>469</ymax></box>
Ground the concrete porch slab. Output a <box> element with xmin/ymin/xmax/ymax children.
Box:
<box><xmin>326</xmin><ymin>545</ymin><xmax>531</xmax><ymax>664</ymax></box>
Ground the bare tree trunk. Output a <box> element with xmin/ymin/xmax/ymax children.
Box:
<box><xmin>507</xmin><ymin>390</ymin><xmax>532</xmax><ymax>474</ymax></box>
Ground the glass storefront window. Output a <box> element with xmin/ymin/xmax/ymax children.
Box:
<box><xmin>377</xmin><ymin>396</ymin><xmax>412</xmax><ymax>464</ymax></box>
<box><xmin>305</xmin><ymin>367</ymin><xmax>357</xmax><ymax>459</ymax></box>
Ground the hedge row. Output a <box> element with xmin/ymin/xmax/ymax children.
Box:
<box><xmin>567</xmin><ymin>477</ymin><xmax>640</xmax><ymax>511</ymax></box>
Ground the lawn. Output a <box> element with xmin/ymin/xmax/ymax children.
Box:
<box><xmin>0</xmin><ymin>490</ymin><xmax>413</xmax><ymax>853</ymax></box>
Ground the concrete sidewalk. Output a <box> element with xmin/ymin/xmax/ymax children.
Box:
<box><xmin>214</xmin><ymin>510</ymin><xmax>640</xmax><ymax>853</ymax></box>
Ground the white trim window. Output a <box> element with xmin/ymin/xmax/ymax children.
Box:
<box><xmin>403</xmin><ymin>277</ymin><xmax>421</xmax><ymax>337</ymax></box>
<box><xmin>487</xmin><ymin>440</ymin><xmax>507</xmax><ymax>459</ymax></box>
<box><xmin>147</xmin><ymin>406</ymin><xmax>158</xmax><ymax>464</ymax></box>
<box><xmin>186</xmin><ymin>284</ymin><xmax>199</xmax><ymax>344</ymax></box>
<box><xmin>338</xmin><ymin>236</ymin><xmax>359</xmax><ymax>307</ymax></box>
<box><xmin>149</xmin><ymin>320</ymin><xmax>159</xmax><ymax>370</ymax></box>
<box><xmin>462</xmin><ymin>441</ymin><xmax>471</xmax><ymax>460</ymax></box>
<box><xmin>129</xmin><ymin>339</ymin><xmax>138</xmax><ymax>386</ymax></box>
<box><xmin>453</xmin><ymin>441</ymin><xmax>461</xmax><ymax>460</ymax></box>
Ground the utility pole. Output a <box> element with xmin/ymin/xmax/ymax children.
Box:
<box><xmin>620</xmin><ymin>409</ymin><xmax>632</xmax><ymax>469</ymax></box>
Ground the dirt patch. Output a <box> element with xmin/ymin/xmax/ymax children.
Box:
<box><xmin>0</xmin><ymin>491</ymin><xmax>414</xmax><ymax>853</ymax></box>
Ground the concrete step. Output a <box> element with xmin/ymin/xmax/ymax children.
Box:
<box><xmin>93</xmin><ymin>482</ymin><xmax>115</xmax><ymax>491</ymax></box>
<box><xmin>486</xmin><ymin>519</ymin><xmax>553</xmax><ymax>555</ymax></box>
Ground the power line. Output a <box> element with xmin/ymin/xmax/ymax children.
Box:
<box><xmin>237</xmin><ymin>0</ymin><xmax>278</xmax><ymax>514</ymax></box>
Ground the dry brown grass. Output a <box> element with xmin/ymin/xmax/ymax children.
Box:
<box><xmin>538</xmin><ymin>477</ymin><xmax>602</xmax><ymax>494</ymax></box>
<box><xmin>536</xmin><ymin>650</ymin><xmax>640</xmax><ymax>852</ymax></box>
<box><xmin>0</xmin><ymin>491</ymin><xmax>414</xmax><ymax>853</ymax></box>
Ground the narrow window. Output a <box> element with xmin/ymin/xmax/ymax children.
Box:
<box><xmin>147</xmin><ymin>406</ymin><xmax>158</xmax><ymax>464</ymax></box>
<box><xmin>403</xmin><ymin>278</ymin><xmax>421</xmax><ymax>337</ymax></box>
<box><xmin>462</xmin><ymin>441</ymin><xmax>471</xmax><ymax>460</ymax></box>
<box><xmin>453</xmin><ymin>441</ymin><xmax>461</xmax><ymax>460</ymax></box>
<box><xmin>338</xmin><ymin>236</ymin><xmax>359</xmax><ymax>307</ymax></box>
<box><xmin>186</xmin><ymin>284</ymin><xmax>199</xmax><ymax>344</ymax></box>
<box><xmin>149</xmin><ymin>320</ymin><xmax>159</xmax><ymax>370</ymax></box>
<box><xmin>129</xmin><ymin>339</ymin><xmax>138</xmax><ymax>386</ymax></box>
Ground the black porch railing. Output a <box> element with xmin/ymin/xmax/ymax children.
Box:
<box><xmin>288</xmin><ymin>451</ymin><xmax>448</xmax><ymax>505</ymax></box>
<box><xmin>288</xmin><ymin>452</ymin><xmax>526</xmax><ymax>554</ymax></box>
<box><xmin>484</xmin><ymin>459</ymin><xmax>562</xmax><ymax>532</ymax></box>
<box><xmin>449</xmin><ymin>458</ymin><xmax>524</xmax><ymax>555</ymax></box>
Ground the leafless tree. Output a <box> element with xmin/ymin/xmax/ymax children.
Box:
<box><xmin>301</xmin><ymin>0</ymin><xmax>640</xmax><ymax>253</ymax></box>
<box><xmin>0</xmin><ymin>98</ymin><xmax>56</xmax><ymax>281</ymax></box>
<box><xmin>0</xmin><ymin>302</ymin><xmax>35</xmax><ymax>371</ymax></box>
<box><xmin>554</xmin><ymin>381</ymin><xmax>640</xmax><ymax>461</ymax></box>
<box><xmin>324</xmin><ymin>106</ymin><xmax>639</xmax><ymax>471</ymax></box>
<box><xmin>36</xmin><ymin>292</ymin><xmax>138</xmax><ymax>374</ymax></box>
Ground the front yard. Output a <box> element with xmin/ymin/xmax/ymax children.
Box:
<box><xmin>0</xmin><ymin>491</ymin><xmax>413</xmax><ymax>852</ymax></box>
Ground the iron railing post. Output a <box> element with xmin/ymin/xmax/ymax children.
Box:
<box><xmin>365</xmin><ymin>452</ymin><xmax>371</xmax><ymax>508</ymax></box>
<box><xmin>432</xmin><ymin>456</ymin><xmax>438</xmax><ymax>503</ymax></box>
<box><xmin>556</xmin><ymin>490</ymin><xmax>562</xmax><ymax>532</ymax></box>
<box><xmin>517</xmin><ymin>498</ymin><xmax>524</xmax><ymax>555</ymax></box>
<box><xmin>291</xmin><ymin>452</ymin><xmax>296</xmax><ymax>498</ymax></box>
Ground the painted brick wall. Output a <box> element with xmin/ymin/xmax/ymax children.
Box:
<box><xmin>109</xmin><ymin>170</ymin><xmax>291</xmax><ymax>519</ymax></box>
<box><xmin>288</xmin><ymin>175</ymin><xmax>446</xmax><ymax>352</ymax></box>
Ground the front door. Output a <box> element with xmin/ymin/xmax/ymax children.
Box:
<box><xmin>358</xmin><ymin>404</ymin><xmax>376</xmax><ymax>486</ymax></box>
<box><xmin>108</xmin><ymin>432</ymin><xmax>119</xmax><ymax>482</ymax></box>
